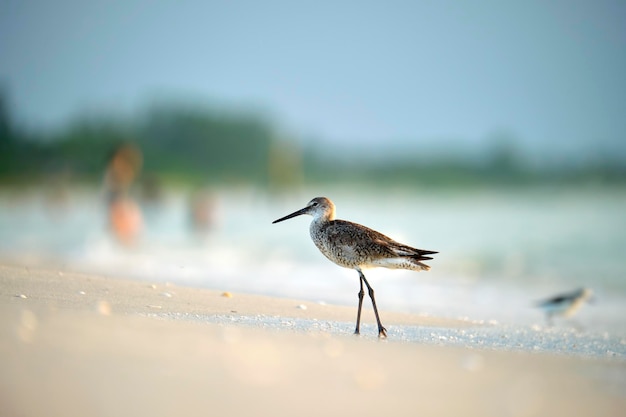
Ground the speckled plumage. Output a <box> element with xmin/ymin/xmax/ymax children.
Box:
<box><xmin>310</xmin><ymin>218</ymin><xmax>435</xmax><ymax>271</ymax></box>
<box><xmin>273</xmin><ymin>196</ymin><xmax>437</xmax><ymax>338</ymax></box>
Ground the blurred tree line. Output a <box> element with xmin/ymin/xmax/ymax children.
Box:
<box><xmin>1</xmin><ymin>90</ymin><xmax>624</xmax><ymax>190</ymax></box>
<box><xmin>0</xmin><ymin>92</ymin><xmax>285</xmax><ymax>188</ymax></box>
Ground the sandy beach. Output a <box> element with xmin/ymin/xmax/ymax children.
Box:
<box><xmin>0</xmin><ymin>263</ymin><xmax>624</xmax><ymax>417</ymax></box>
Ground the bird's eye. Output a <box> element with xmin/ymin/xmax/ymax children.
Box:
<box><xmin>312</xmin><ymin>202</ymin><xmax>318</xmax><ymax>206</ymax></box>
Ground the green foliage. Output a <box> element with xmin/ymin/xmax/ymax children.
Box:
<box><xmin>0</xmin><ymin>98</ymin><xmax>277</xmax><ymax>187</ymax></box>
<box><xmin>0</xmin><ymin>90</ymin><xmax>624</xmax><ymax>189</ymax></box>
<box><xmin>137</xmin><ymin>104</ymin><xmax>273</xmax><ymax>184</ymax></box>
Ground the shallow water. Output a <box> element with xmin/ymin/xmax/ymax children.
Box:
<box><xmin>1</xmin><ymin>186</ymin><xmax>625</xmax><ymax>356</ymax></box>
<box><xmin>142</xmin><ymin>311</ymin><xmax>626</xmax><ymax>361</ymax></box>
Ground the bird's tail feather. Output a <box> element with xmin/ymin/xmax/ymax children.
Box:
<box><xmin>393</xmin><ymin>245</ymin><xmax>438</xmax><ymax>258</ymax></box>
<box><xmin>405</xmin><ymin>256</ymin><xmax>432</xmax><ymax>271</ymax></box>
<box><xmin>385</xmin><ymin>245</ymin><xmax>437</xmax><ymax>271</ymax></box>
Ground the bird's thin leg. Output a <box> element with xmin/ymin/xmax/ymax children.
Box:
<box><xmin>354</xmin><ymin>272</ymin><xmax>365</xmax><ymax>335</ymax></box>
<box><xmin>358</xmin><ymin>270</ymin><xmax>387</xmax><ymax>338</ymax></box>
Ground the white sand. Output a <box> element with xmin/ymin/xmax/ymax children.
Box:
<box><xmin>0</xmin><ymin>263</ymin><xmax>624</xmax><ymax>417</ymax></box>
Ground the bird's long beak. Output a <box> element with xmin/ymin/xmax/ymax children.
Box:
<box><xmin>272</xmin><ymin>207</ymin><xmax>308</xmax><ymax>224</ymax></box>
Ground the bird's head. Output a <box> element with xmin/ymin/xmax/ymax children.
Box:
<box><xmin>272</xmin><ymin>196</ymin><xmax>336</xmax><ymax>224</ymax></box>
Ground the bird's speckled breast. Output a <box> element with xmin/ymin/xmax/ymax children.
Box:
<box><xmin>309</xmin><ymin>220</ymin><xmax>374</xmax><ymax>269</ymax></box>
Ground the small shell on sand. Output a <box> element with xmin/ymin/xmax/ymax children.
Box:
<box><xmin>221</xmin><ymin>292</ymin><xmax>233</xmax><ymax>298</ymax></box>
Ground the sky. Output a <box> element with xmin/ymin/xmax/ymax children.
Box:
<box><xmin>1</xmin><ymin>0</ymin><xmax>625</xmax><ymax>155</ymax></box>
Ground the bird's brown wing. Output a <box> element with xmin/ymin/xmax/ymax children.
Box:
<box><xmin>324</xmin><ymin>220</ymin><xmax>436</xmax><ymax>259</ymax></box>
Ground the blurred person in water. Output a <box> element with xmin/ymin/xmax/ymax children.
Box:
<box><xmin>103</xmin><ymin>142</ymin><xmax>143</xmax><ymax>245</ymax></box>
<box><xmin>189</xmin><ymin>188</ymin><xmax>218</xmax><ymax>236</ymax></box>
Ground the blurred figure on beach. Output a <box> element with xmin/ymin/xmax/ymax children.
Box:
<box><xmin>536</xmin><ymin>288</ymin><xmax>594</xmax><ymax>327</ymax></box>
<box><xmin>102</xmin><ymin>142</ymin><xmax>143</xmax><ymax>245</ymax></box>
<box><xmin>188</xmin><ymin>188</ymin><xmax>218</xmax><ymax>237</ymax></box>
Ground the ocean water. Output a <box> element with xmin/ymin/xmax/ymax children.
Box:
<box><xmin>1</xmin><ymin>186</ymin><xmax>625</xmax><ymax>358</ymax></box>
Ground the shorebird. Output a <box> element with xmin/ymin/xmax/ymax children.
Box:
<box><xmin>535</xmin><ymin>288</ymin><xmax>594</xmax><ymax>326</ymax></box>
<box><xmin>272</xmin><ymin>196</ymin><xmax>437</xmax><ymax>338</ymax></box>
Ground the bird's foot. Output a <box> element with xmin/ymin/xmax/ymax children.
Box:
<box><xmin>378</xmin><ymin>327</ymin><xmax>387</xmax><ymax>339</ymax></box>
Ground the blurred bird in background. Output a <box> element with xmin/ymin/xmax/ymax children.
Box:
<box><xmin>535</xmin><ymin>288</ymin><xmax>594</xmax><ymax>327</ymax></box>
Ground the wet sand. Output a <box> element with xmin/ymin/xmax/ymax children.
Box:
<box><xmin>0</xmin><ymin>263</ymin><xmax>624</xmax><ymax>417</ymax></box>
